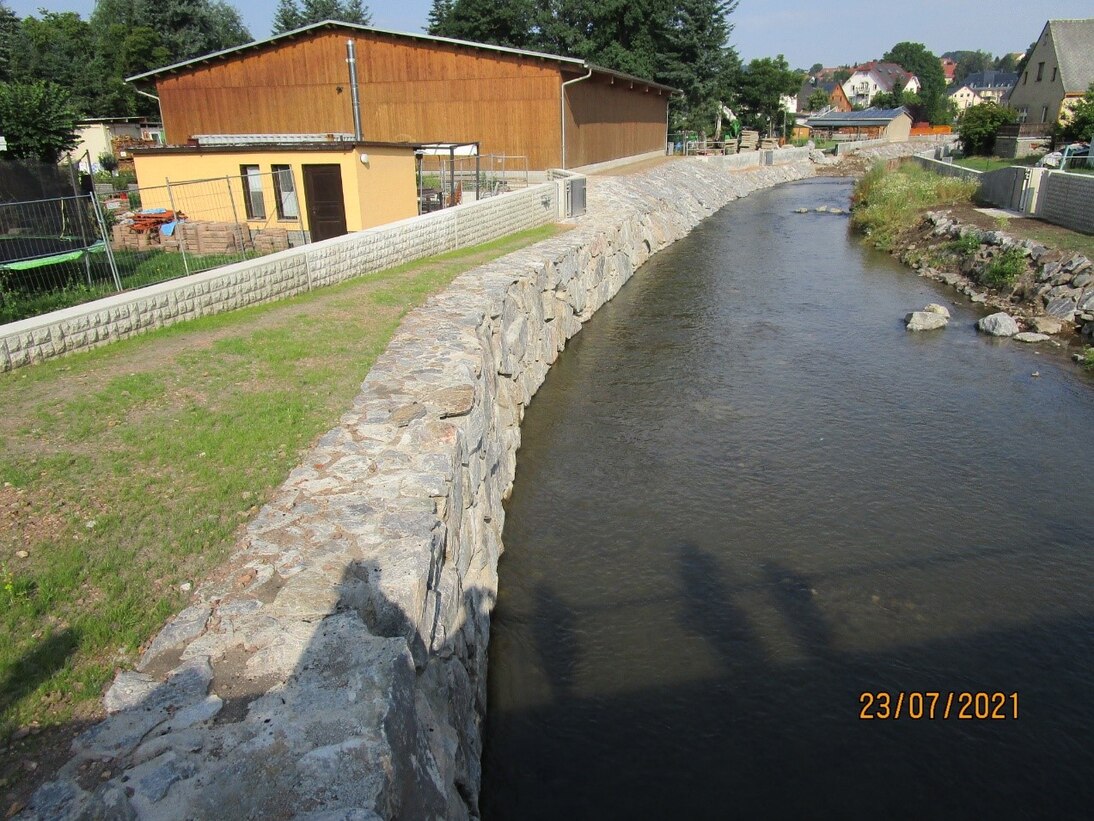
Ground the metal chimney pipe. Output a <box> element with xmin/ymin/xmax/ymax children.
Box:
<box><xmin>346</xmin><ymin>39</ymin><xmax>363</xmax><ymax>141</ymax></box>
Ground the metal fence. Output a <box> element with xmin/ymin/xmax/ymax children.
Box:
<box><xmin>1</xmin><ymin>170</ymin><xmax>307</xmax><ymax>325</ymax></box>
<box><xmin>417</xmin><ymin>154</ymin><xmax>530</xmax><ymax>212</ymax></box>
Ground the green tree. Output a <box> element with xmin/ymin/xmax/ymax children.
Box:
<box><xmin>89</xmin><ymin>0</ymin><xmax>251</xmax><ymax>64</ymax></box>
<box><xmin>805</xmin><ymin>88</ymin><xmax>829</xmax><ymax>111</ymax></box>
<box><xmin>884</xmin><ymin>41</ymin><xmax>949</xmax><ymax>124</ymax></box>
<box><xmin>1058</xmin><ymin>83</ymin><xmax>1094</xmax><ymax>143</ymax></box>
<box><xmin>948</xmin><ymin>50</ymin><xmax>994</xmax><ymax>86</ymax></box>
<box><xmin>0</xmin><ymin>1</ymin><xmax>17</xmax><ymax>82</ymax></box>
<box><xmin>0</xmin><ymin>80</ymin><xmax>80</xmax><ymax>162</ymax></box>
<box><xmin>430</xmin><ymin>0</ymin><xmax>534</xmax><ymax>48</ymax></box>
<box><xmin>273</xmin><ymin>0</ymin><xmax>372</xmax><ymax>33</ymax></box>
<box><xmin>658</xmin><ymin>0</ymin><xmax>738</xmax><ymax>132</ymax></box>
<box><xmin>274</xmin><ymin>0</ymin><xmax>304</xmax><ymax>32</ymax></box>
<box><xmin>956</xmin><ymin>101</ymin><xmax>1017</xmax><ymax>156</ymax></box>
<box><xmin>993</xmin><ymin>52</ymin><xmax>1018</xmax><ymax>73</ymax></box>
<box><xmin>736</xmin><ymin>55</ymin><xmax>801</xmax><ymax>134</ymax></box>
<box><xmin>8</xmin><ymin>11</ymin><xmax>106</xmax><ymax>116</ymax></box>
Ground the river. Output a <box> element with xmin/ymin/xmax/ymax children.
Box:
<box><xmin>481</xmin><ymin>177</ymin><xmax>1094</xmax><ymax>819</ymax></box>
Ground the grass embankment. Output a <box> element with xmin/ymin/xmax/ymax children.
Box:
<box><xmin>850</xmin><ymin>162</ymin><xmax>979</xmax><ymax>250</ymax></box>
<box><xmin>0</xmin><ymin>223</ymin><xmax>564</xmax><ymax>780</ymax></box>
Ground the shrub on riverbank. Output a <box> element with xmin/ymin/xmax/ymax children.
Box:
<box><xmin>850</xmin><ymin>163</ymin><xmax>978</xmax><ymax>250</ymax></box>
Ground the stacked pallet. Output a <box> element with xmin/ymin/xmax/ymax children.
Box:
<box><xmin>739</xmin><ymin>130</ymin><xmax>759</xmax><ymax>151</ymax></box>
<box><xmin>760</xmin><ymin>137</ymin><xmax>780</xmax><ymax>151</ymax></box>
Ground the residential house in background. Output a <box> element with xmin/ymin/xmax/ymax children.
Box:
<box><xmin>947</xmin><ymin>71</ymin><xmax>1019</xmax><ymax>111</ymax></box>
<box><xmin>70</xmin><ymin>117</ymin><xmax>163</xmax><ymax>170</ymax></box>
<box><xmin>941</xmin><ymin>57</ymin><xmax>957</xmax><ymax>85</ymax></box>
<box><xmin>796</xmin><ymin>76</ymin><xmax>852</xmax><ymax>113</ymax></box>
<box><xmin>841</xmin><ymin>62</ymin><xmax>921</xmax><ymax>108</ymax></box>
<box><xmin>1007</xmin><ymin>18</ymin><xmax>1094</xmax><ymax>133</ymax></box>
<box><xmin>126</xmin><ymin>20</ymin><xmax>676</xmax><ymax>172</ymax></box>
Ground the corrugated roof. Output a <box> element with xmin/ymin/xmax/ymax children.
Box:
<box><xmin>1048</xmin><ymin>19</ymin><xmax>1094</xmax><ymax>93</ymax></box>
<box><xmin>805</xmin><ymin>107</ymin><xmax>909</xmax><ymax>126</ymax></box>
<box><xmin>125</xmin><ymin>19</ymin><xmax>678</xmax><ymax>93</ymax></box>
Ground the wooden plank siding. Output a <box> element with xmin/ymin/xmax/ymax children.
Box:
<box><xmin>156</xmin><ymin>30</ymin><xmax>569</xmax><ymax>168</ymax></box>
<box><xmin>563</xmin><ymin>75</ymin><xmax>669</xmax><ymax>168</ymax></box>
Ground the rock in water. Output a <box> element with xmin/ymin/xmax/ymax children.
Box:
<box><xmin>1030</xmin><ymin>316</ymin><xmax>1064</xmax><ymax>335</ymax></box>
<box><xmin>977</xmin><ymin>312</ymin><xmax>1020</xmax><ymax>337</ymax></box>
<box><xmin>923</xmin><ymin>303</ymin><xmax>951</xmax><ymax>318</ymax></box>
<box><xmin>1014</xmin><ymin>332</ymin><xmax>1051</xmax><ymax>343</ymax></box>
<box><xmin>905</xmin><ymin>311</ymin><xmax>949</xmax><ymax>331</ymax></box>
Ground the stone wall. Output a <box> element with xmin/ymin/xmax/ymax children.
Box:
<box><xmin>1040</xmin><ymin>171</ymin><xmax>1094</xmax><ymax>236</ymax></box>
<box><xmin>0</xmin><ymin>185</ymin><xmax>560</xmax><ymax>372</ymax></box>
<box><xmin>24</xmin><ymin>158</ymin><xmax>816</xmax><ymax>820</ymax></box>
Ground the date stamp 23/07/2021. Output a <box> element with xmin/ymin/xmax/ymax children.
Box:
<box><xmin>859</xmin><ymin>691</ymin><xmax>1019</xmax><ymax>720</ymax></box>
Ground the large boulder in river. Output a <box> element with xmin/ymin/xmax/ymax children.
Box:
<box><xmin>924</xmin><ymin>303</ymin><xmax>951</xmax><ymax>318</ymax></box>
<box><xmin>906</xmin><ymin>311</ymin><xmax>949</xmax><ymax>331</ymax></box>
<box><xmin>977</xmin><ymin>312</ymin><xmax>1020</xmax><ymax>337</ymax></box>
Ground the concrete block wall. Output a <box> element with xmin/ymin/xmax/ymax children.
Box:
<box><xmin>0</xmin><ymin>184</ymin><xmax>560</xmax><ymax>372</ymax></box>
<box><xmin>1040</xmin><ymin>172</ymin><xmax>1094</xmax><ymax>235</ymax></box>
<box><xmin>24</xmin><ymin>158</ymin><xmax>817</xmax><ymax>821</ymax></box>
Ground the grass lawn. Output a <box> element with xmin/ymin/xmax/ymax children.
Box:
<box><xmin>0</xmin><ymin>223</ymin><xmax>564</xmax><ymax>795</ymax></box>
<box><xmin>952</xmin><ymin>154</ymin><xmax>1094</xmax><ymax>176</ymax></box>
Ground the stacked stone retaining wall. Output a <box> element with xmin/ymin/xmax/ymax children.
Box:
<box><xmin>24</xmin><ymin>158</ymin><xmax>815</xmax><ymax>820</ymax></box>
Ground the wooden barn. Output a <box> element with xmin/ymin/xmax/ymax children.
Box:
<box><xmin>126</xmin><ymin>21</ymin><xmax>676</xmax><ymax>171</ymax></box>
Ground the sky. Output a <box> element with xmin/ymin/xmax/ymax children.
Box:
<box><xmin>5</xmin><ymin>0</ymin><xmax>1091</xmax><ymax>70</ymax></box>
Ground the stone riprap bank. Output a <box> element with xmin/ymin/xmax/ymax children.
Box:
<box><xmin>25</xmin><ymin>157</ymin><xmax>819</xmax><ymax>820</ymax></box>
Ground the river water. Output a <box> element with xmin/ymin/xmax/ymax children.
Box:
<box><xmin>481</xmin><ymin>177</ymin><xmax>1094</xmax><ymax>819</ymax></box>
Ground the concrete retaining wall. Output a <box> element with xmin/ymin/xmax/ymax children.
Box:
<box><xmin>24</xmin><ymin>159</ymin><xmax>816</xmax><ymax>820</ymax></box>
<box><xmin>1040</xmin><ymin>172</ymin><xmax>1094</xmax><ymax>235</ymax></box>
<box><xmin>1</xmin><ymin>184</ymin><xmax>560</xmax><ymax>372</ymax></box>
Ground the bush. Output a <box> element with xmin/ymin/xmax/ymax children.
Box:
<box><xmin>957</xmin><ymin>102</ymin><xmax>1018</xmax><ymax>156</ymax></box>
<box><xmin>851</xmin><ymin>162</ymin><xmax>979</xmax><ymax>250</ymax></box>
<box><xmin>979</xmin><ymin>247</ymin><xmax>1026</xmax><ymax>288</ymax></box>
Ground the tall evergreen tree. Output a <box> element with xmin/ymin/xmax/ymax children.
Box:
<box><xmin>273</xmin><ymin>0</ymin><xmax>372</xmax><ymax>32</ymax></box>
<box><xmin>426</xmin><ymin>0</ymin><xmax>455</xmax><ymax>35</ymax></box>
<box><xmin>0</xmin><ymin>1</ymin><xmax>18</xmax><ymax>83</ymax></box>
<box><xmin>658</xmin><ymin>0</ymin><xmax>738</xmax><ymax>131</ymax></box>
<box><xmin>430</xmin><ymin>0</ymin><xmax>534</xmax><ymax>48</ymax></box>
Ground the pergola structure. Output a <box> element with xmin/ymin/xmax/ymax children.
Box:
<box><xmin>416</xmin><ymin>142</ymin><xmax>480</xmax><ymax>212</ymax></box>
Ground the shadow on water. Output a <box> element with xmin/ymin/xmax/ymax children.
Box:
<box><xmin>483</xmin><ymin>545</ymin><xmax>1094</xmax><ymax>820</ymax></box>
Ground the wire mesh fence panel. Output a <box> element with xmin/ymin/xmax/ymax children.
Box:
<box><xmin>0</xmin><ymin>194</ymin><xmax>119</xmax><ymax>324</ymax></box>
<box><xmin>103</xmin><ymin>171</ymin><xmax>307</xmax><ymax>291</ymax></box>
<box><xmin>1</xmin><ymin>170</ymin><xmax>308</xmax><ymax>325</ymax></box>
<box><xmin>417</xmin><ymin>154</ymin><xmax>530</xmax><ymax>210</ymax></box>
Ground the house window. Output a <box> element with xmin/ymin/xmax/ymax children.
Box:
<box><xmin>1022</xmin><ymin>72</ymin><xmax>1027</xmax><ymax>85</ymax></box>
<box><xmin>1051</xmin><ymin>66</ymin><xmax>1057</xmax><ymax>82</ymax></box>
<box><xmin>1036</xmin><ymin>62</ymin><xmax>1044</xmax><ymax>81</ymax></box>
<box><xmin>1016</xmin><ymin>106</ymin><xmax>1028</xmax><ymax>122</ymax></box>
<box><xmin>272</xmin><ymin>165</ymin><xmax>299</xmax><ymax>220</ymax></box>
<box><xmin>240</xmin><ymin>165</ymin><xmax>265</xmax><ymax>220</ymax></box>
<box><xmin>1041</xmin><ymin>106</ymin><xmax>1049</xmax><ymax>123</ymax></box>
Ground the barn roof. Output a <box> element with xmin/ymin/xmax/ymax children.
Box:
<box><xmin>126</xmin><ymin>20</ymin><xmax>679</xmax><ymax>94</ymax></box>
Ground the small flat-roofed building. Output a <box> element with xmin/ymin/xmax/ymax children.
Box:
<box><xmin>804</xmin><ymin>108</ymin><xmax>913</xmax><ymax>143</ymax></box>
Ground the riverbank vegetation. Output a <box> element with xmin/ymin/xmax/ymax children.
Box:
<box><xmin>850</xmin><ymin>163</ymin><xmax>978</xmax><ymax>250</ymax></box>
<box><xmin>0</xmin><ymin>223</ymin><xmax>563</xmax><ymax>793</ymax></box>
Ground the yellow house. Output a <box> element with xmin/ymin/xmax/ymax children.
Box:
<box><xmin>131</xmin><ymin>140</ymin><xmax>419</xmax><ymax>243</ymax></box>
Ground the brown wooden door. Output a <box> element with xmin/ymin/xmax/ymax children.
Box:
<box><xmin>302</xmin><ymin>164</ymin><xmax>348</xmax><ymax>242</ymax></box>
